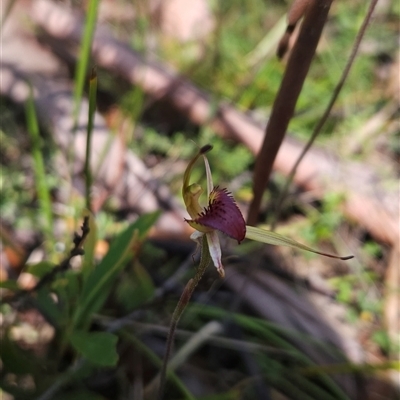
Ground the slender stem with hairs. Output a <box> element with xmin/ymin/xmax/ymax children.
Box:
<box><xmin>157</xmin><ymin>235</ymin><xmax>211</xmax><ymax>400</ymax></box>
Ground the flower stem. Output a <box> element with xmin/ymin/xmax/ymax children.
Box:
<box><xmin>157</xmin><ymin>236</ymin><xmax>211</xmax><ymax>400</ymax></box>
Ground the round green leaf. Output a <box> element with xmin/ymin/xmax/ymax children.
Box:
<box><xmin>70</xmin><ymin>331</ymin><xmax>118</xmax><ymax>367</ymax></box>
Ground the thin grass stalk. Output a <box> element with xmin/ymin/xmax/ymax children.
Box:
<box><xmin>289</xmin><ymin>373</ymin><xmax>344</xmax><ymax>400</ymax></box>
<box><xmin>84</xmin><ymin>67</ymin><xmax>97</xmax><ymax>211</ymax></box>
<box><xmin>251</xmin><ymin>357</ymin><xmax>316</xmax><ymax>400</ymax></box>
<box><xmin>271</xmin><ymin>0</ymin><xmax>380</xmax><ymax>229</ymax></box>
<box><xmin>67</xmin><ymin>0</ymin><xmax>99</xmax><ymax>188</ymax></box>
<box><xmin>249</xmin><ymin>323</ymin><xmax>349</xmax><ymax>399</ymax></box>
<box><xmin>300</xmin><ymin>360</ymin><xmax>400</xmax><ymax>376</ymax></box>
<box><xmin>157</xmin><ymin>235</ymin><xmax>211</xmax><ymax>400</ymax></box>
<box><xmin>247</xmin><ymin>0</ymin><xmax>333</xmax><ymax>225</ymax></box>
<box><xmin>25</xmin><ymin>86</ymin><xmax>53</xmax><ymax>252</ymax></box>
<box><xmin>72</xmin><ymin>0</ymin><xmax>99</xmax><ymax>127</ymax></box>
<box><xmin>240</xmin><ymin>318</ymin><xmax>350</xmax><ymax>400</ymax></box>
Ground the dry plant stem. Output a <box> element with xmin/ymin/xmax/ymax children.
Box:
<box><xmin>157</xmin><ymin>236</ymin><xmax>211</xmax><ymax>400</ymax></box>
<box><xmin>271</xmin><ymin>0</ymin><xmax>380</xmax><ymax>230</ymax></box>
<box><xmin>247</xmin><ymin>0</ymin><xmax>333</xmax><ymax>226</ymax></box>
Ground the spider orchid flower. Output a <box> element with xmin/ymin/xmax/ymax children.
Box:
<box><xmin>183</xmin><ymin>145</ymin><xmax>353</xmax><ymax>277</ymax></box>
<box><xmin>182</xmin><ymin>145</ymin><xmax>246</xmax><ymax>277</ymax></box>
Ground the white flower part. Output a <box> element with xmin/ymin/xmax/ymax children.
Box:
<box><xmin>206</xmin><ymin>230</ymin><xmax>225</xmax><ymax>278</ymax></box>
<box><xmin>190</xmin><ymin>230</ymin><xmax>204</xmax><ymax>241</ymax></box>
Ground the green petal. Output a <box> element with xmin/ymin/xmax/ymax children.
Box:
<box><xmin>245</xmin><ymin>226</ymin><xmax>353</xmax><ymax>260</ymax></box>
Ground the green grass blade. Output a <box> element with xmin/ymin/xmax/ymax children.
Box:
<box><xmin>25</xmin><ymin>86</ymin><xmax>53</xmax><ymax>248</ymax></box>
<box><xmin>187</xmin><ymin>304</ymin><xmax>351</xmax><ymax>400</ymax></box>
<box><xmin>300</xmin><ymin>360</ymin><xmax>400</xmax><ymax>376</ymax></box>
<box><xmin>235</xmin><ymin>319</ymin><xmax>350</xmax><ymax>400</ymax></box>
<box><xmin>72</xmin><ymin>0</ymin><xmax>100</xmax><ymax>127</ymax></box>
<box><xmin>84</xmin><ymin>67</ymin><xmax>97</xmax><ymax>211</ymax></box>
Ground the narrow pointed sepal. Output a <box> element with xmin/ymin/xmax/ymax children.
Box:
<box><xmin>206</xmin><ymin>230</ymin><xmax>225</xmax><ymax>277</ymax></box>
<box><xmin>190</xmin><ymin>187</ymin><xmax>246</xmax><ymax>243</ymax></box>
<box><xmin>245</xmin><ymin>226</ymin><xmax>354</xmax><ymax>260</ymax></box>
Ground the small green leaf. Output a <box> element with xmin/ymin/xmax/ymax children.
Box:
<box><xmin>245</xmin><ymin>225</ymin><xmax>353</xmax><ymax>260</ymax></box>
<box><xmin>0</xmin><ymin>280</ymin><xmax>20</xmax><ymax>290</ymax></box>
<box><xmin>70</xmin><ymin>331</ymin><xmax>118</xmax><ymax>367</ymax></box>
<box><xmin>36</xmin><ymin>289</ymin><xmax>63</xmax><ymax>327</ymax></box>
<box><xmin>26</xmin><ymin>261</ymin><xmax>55</xmax><ymax>278</ymax></box>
